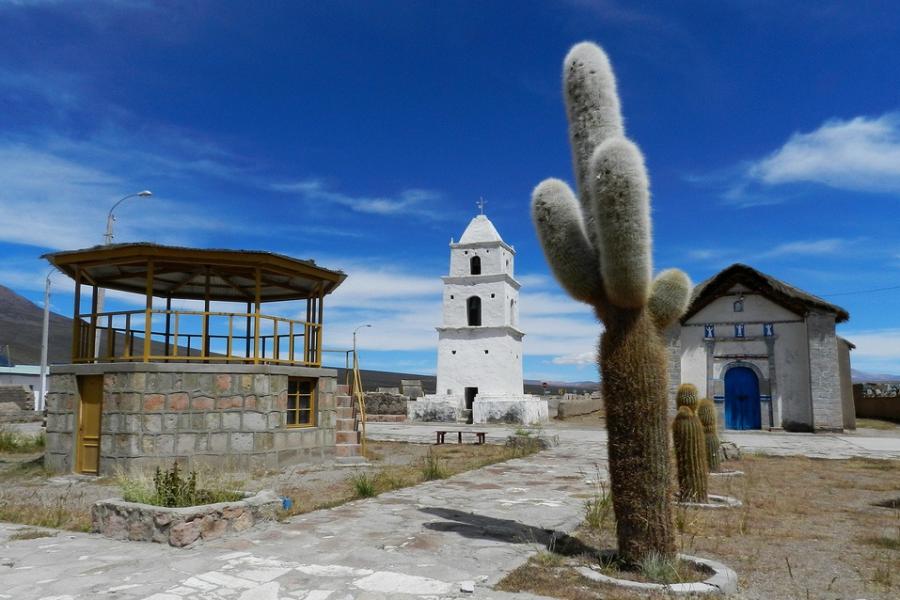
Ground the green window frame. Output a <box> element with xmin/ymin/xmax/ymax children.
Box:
<box><xmin>286</xmin><ymin>378</ymin><xmax>316</xmax><ymax>427</ymax></box>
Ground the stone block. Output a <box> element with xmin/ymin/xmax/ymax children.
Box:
<box><xmin>141</xmin><ymin>435</ymin><xmax>157</xmax><ymax>454</ymax></box>
<box><xmin>239</xmin><ymin>374</ymin><xmax>253</xmax><ymax>393</ymax></box>
<box><xmin>230</xmin><ymin>432</ymin><xmax>253</xmax><ymax>452</ymax></box>
<box><xmin>176</xmin><ymin>434</ymin><xmax>196</xmax><ymax>455</ymax></box>
<box><xmin>170</xmin><ymin>520</ymin><xmax>201</xmax><ymax>547</ymax></box>
<box><xmin>267</xmin><ymin>411</ymin><xmax>282</xmax><ymax>429</ymax></box>
<box><xmin>276</xmin><ymin>391</ymin><xmax>287</xmax><ymax>411</ymax></box>
<box><xmin>167</xmin><ymin>392</ymin><xmax>189</xmax><ymax>411</ymax></box>
<box><xmin>122</xmin><ymin>414</ymin><xmax>141</xmax><ymax>433</ymax></box>
<box><xmin>191</xmin><ymin>395</ymin><xmax>214</xmax><ymax>411</ymax></box>
<box><xmin>195</xmin><ymin>433</ymin><xmax>209</xmax><ymax>452</ymax></box>
<box><xmin>243</xmin><ymin>395</ymin><xmax>257</xmax><ymax>410</ymax></box>
<box><xmin>128</xmin><ymin>372</ymin><xmax>147</xmax><ymax>392</ymax></box>
<box><xmin>143</xmin><ymin>414</ymin><xmax>163</xmax><ymax>433</ymax></box>
<box><xmin>242</xmin><ymin>412</ymin><xmax>267</xmax><ymax>431</ymax></box>
<box><xmin>335</xmin><ymin>444</ymin><xmax>360</xmax><ymax>458</ymax></box>
<box><xmin>215</xmin><ymin>374</ymin><xmax>234</xmax><ymax>394</ymax></box>
<box><xmin>102</xmin><ymin>413</ymin><xmax>118</xmax><ymax>434</ymax></box>
<box><xmin>216</xmin><ymin>396</ymin><xmax>243</xmax><ymax>410</ymax></box>
<box><xmin>253</xmin><ymin>432</ymin><xmax>274</xmax><ymax>452</ymax></box>
<box><xmin>336</xmin><ymin>431</ymin><xmax>358</xmax><ymax>444</ymax></box>
<box><xmin>253</xmin><ymin>374</ymin><xmax>270</xmax><ymax>395</ymax></box>
<box><xmin>222</xmin><ymin>413</ymin><xmax>241</xmax><ymax>431</ymax></box>
<box><xmin>191</xmin><ymin>413</ymin><xmax>206</xmax><ymax>429</ymax></box>
<box><xmin>210</xmin><ymin>432</ymin><xmax>229</xmax><ymax>452</ymax></box>
<box><xmin>201</xmin><ymin>514</ymin><xmax>227</xmax><ymax>540</ymax></box>
<box><xmin>256</xmin><ymin>394</ymin><xmax>272</xmax><ymax>412</ymax></box>
<box><xmin>119</xmin><ymin>393</ymin><xmax>142</xmax><ymax>412</ymax></box>
<box><xmin>205</xmin><ymin>413</ymin><xmax>221</xmax><ymax>430</ymax></box>
<box><xmin>144</xmin><ymin>394</ymin><xmax>165</xmax><ymax>412</ymax></box>
<box><xmin>157</xmin><ymin>434</ymin><xmax>175</xmax><ymax>455</ymax></box>
<box><xmin>146</xmin><ymin>372</ymin><xmax>175</xmax><ymax>393</ymax></box>
<box><xmin>176</xmin><ymin>413</ymin><xmax>192</xmax><ymax>430</ymax></box>
<box><xmin>163</xmin><ymin>414</ymin><xmax>178</xmax><ymax>431</ymax></box>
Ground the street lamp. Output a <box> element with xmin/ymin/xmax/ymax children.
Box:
<box><xmin>104</xmin><ymin>190</ymin><xmax>153</xmax><ymax>245</ymax></box>
<box><xmin>96</xmin><ymin>190</ymin><xmax>153</xmax><ymax>357</ymax></box>
<box><xmin>352</xmin><ymin>323</ymin><xmax>372</xmax><ymax>358</ymax></box>
<box><xmin>38</xmin><ymin>267</ymin><xmax>58</xmax><ymax>413</ymax></box>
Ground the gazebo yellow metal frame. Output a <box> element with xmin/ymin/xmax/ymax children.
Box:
<box><xmin>44</xmin><ymin>243</ymin><xmax>347</xmax><ymax>368</ymax></box>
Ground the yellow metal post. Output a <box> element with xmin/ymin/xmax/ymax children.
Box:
<box><xmin>352</xmin><ymin>351</ymin><xmax>367</xmax><ymax>456</ymax></box>
<box><xmin>253</xmin><ymin>267</ymin><xmax>261</xmax><ymax>364</ymax></box>
<box><xmin>70</xmin><ymin>267</ymin><xmax>82</xmax><ymax>362</ymax></box>
<box><xmin>143</xmin><ymin>261</ymin><xmax>154</xmax><ymax>362</ymax></box>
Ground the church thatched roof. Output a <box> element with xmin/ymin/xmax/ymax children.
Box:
<box><xmin>682</xmin><ymin>263</ymin><xmax>849</xmax><ymax>324</ymax></box>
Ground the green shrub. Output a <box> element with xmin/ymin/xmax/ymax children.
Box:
<box><xmin>0</xmin><ymin>426</ymin><xmax>45</xmax><ymax>453</ymax></box>
<box><xmin>421</xmin><ymin>450</ymin><xmax>448</xmax><ymax>480</ymax></box>
<box><xmin>348</xmin><ymin>471</ymin><xmax>377</xmax><ymax>498</ymax></box>
<box><xmin>118</xmin><ymin>462</ymin><xmax>243</xmax><ymax>507</ymax></box>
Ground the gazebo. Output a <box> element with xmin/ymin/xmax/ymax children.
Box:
<box><xmin>42</xmin><ymin>243</ymin><xmax>360</xmax><ymax>475</ymax></box>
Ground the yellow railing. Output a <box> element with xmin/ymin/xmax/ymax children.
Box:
<box><xmin>74</xmin><ymin>309</ymin><xmax>322</xmax><ymax>367</ymax></box>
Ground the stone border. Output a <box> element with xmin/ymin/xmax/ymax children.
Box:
<box><xmin>676</xmin><ymin>494</ymin><xmax>743</xmax><ymax>509</ymax></box>
<box><xmin>91</xmin><ymin>489</ymin><xmax>280</xmax><ymax>547</ymax></box>
<box><xmin>577</xmin><ymin>553</ymin><xmax>737</xmax><ymax>596</ymax></box>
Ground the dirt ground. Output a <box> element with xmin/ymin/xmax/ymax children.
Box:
<box><xmin>0</xmin><ymin>439</ymin><xmax>533</xmax><ymax>531</ymax></box>
<box><xmin>498</xmin><ymin>454</ymin><xmax>900</xmax><ymax>600</ymax></box>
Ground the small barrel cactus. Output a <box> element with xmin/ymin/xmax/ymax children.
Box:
<box><xmin>673</xmin><ymin>406</ymin><xmax>708</xmax><ymax>502</ymax></box>
<box><xmin>676</xmin><ymin>383</ymin><xmax>699</xmax><ymax>413</ymax></box>
<box><xmin>697</xmin><ymin>398</ymin><xmax>721</xmax><ymax>472</ymax></box>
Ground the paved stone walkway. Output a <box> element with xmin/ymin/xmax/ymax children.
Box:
<box><xmin>2</xmin><ymin>422</ymin><xmax>898</xmax><ymax>599</ymax></box>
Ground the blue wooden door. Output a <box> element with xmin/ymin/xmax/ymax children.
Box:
<box><xmin>724</xmin><ymin>367</ymin><xmax>761</xmax><ymax>430</ymax></box>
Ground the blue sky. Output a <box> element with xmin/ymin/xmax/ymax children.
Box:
<box><xmin>1</xmin><ymin>1</ymin><xmax>899</xmax><ymax>380</ymax></box>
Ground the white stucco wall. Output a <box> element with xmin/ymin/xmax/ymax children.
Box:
<box><xmin>681</xmin><ymin>285</ymin><xmax>813</xmax><ymax>430</ymax></box>
<box><xmin>436</xmin><ymin>328</ymin><xmax>524</xmax><ymax>396</ymax></box>
<box><xmin>449</xmin><ymin>243</ymin><xmax>514</xmax><ymax>278</ymax></box>
<box><xmin>442</xmin><ymin>279</ymin><xmax>518</xmax><ymax>328</ymax></box>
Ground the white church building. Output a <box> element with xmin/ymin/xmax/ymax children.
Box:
<box><xmin>408</xmin><ymin>212</ymin><xmax>548</xmax><ymax>425</ymax></box>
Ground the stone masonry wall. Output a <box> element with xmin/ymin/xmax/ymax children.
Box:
<box><xmin>45</xmin><ymin>365</ymin><xmax>350</xmax><ymax>475</ymax></box>
<box><xmin>806</xmin><ymin>311</ymin><xmax>844</xmax><ymax>431</ymax></box>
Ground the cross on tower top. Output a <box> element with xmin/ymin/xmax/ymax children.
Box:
<box><xmin>477</xmin><ymin>197</ymin><xmax>487</xmax><ymax>215</ymax></box>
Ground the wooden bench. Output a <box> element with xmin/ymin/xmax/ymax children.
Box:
<box><xmin>435</xmin><ymin>430</ymin><xmax>486</xmax><ymax>445</ymax></box>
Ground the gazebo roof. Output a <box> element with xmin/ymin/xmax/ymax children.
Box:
<box><xmin>43</xmin><ymin>243</ymin><xmax>346</xmax><ymax>302</ymax></box>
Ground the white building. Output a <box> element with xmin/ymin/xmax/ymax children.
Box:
<box><xmin>409</xmin><ymin>213</ymin><xmax>548</xmax><ymax>425</ymax></box>
<box><xmin>667</xmin><ymin>264</ymin><xmax>854</xmax><ymax>432</ymax></box>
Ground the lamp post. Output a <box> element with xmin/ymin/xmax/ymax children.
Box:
<box><xmin>96</xmin><ymin>190</ymin><xmax>153</xmax><ymax>357</ymax></box>
<box><xmin>38</xmin><ymin>268</ymin><xmax>57</xmax><ymax>413</ymax></box>
<box><xmin>104</xmin><ymin>190</ymin><xmax>153</xmax><ymax>245</ymax></box>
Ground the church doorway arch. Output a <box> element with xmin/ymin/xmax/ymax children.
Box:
<box><xmin>724</xmin><ymin>366</ymin><xmax>761</xmax><ymax>430</ymax></box>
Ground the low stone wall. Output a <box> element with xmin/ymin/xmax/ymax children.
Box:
<box><xmin>0</xmin><ymin>385</ymin><xmax>34</xmax><ymax>411</ymax></box>
<box><xmin>364</xmin><ymin>392</ymin><xmax>408</xmax><ymax>415</ymax></box>
<box><xmin>91</xmin><ymin>490</ymin><xmax>281</xmax><ymax>547</ymax></box>
<box><xmin>407</xmin><ymin>396</ymin><xmax>461</xmax><ymax>422</ymax></box>
<box><xmin>364</xmin><ymin>414</ymin><xmax>407</xmax><ymax>423</ymax></box>
<box><xmin>473</xmin><ymin>395</ymin><xmax>549</xmax><ymax>425</ymax></box>
<box><xmin>557</xmin><ymin>395</ymin><xmax>603</xmax><ymax>418</ymax></box>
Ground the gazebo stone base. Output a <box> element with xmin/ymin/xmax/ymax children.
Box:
<box><xmin>45</xmin><ymin>363</ymin><xmax>356</xmax><ymax>475</ymax></box>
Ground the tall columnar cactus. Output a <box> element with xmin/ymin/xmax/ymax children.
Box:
<box><xmin>531</xmin><ymin>42</ymin><xmax>692</xmax><ymax>563</ymax></box>
<box><xmin>676</xmin><ymin>383</ymin><xmax>699</xmax><ymax>413</ymax></box>
<box><xmin>672</xmin><ymin>406</ymin><xmax>709</xmax><ymax>502</ymax></box>
<box><xmin>697</xmin><ymin>398</ymin><xmax>721</xmax><ymax>472</ymax></box>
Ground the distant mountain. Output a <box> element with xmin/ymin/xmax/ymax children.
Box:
<box><xmin>852</xmin><ymin>369</ymin><xmax>900</xmax><ymax>383</ymax></box>
<box><xmin>0</xmin><ymin>284</ymin><xmax>73</xmax><ymax>365</ymax></box>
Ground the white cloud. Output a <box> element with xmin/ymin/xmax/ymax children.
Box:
<box><xmin>271</xmin><ymin>179</ymin><xmax>443</xmax><ymax>219</ymax></box>
<box><xmin>748</xmin><ymin>112</ymin><xmax>900</xmax><ymax>193</ymax></box>
<box><xmin>844</xmin><ymin>328</ymin><xmax>900</xmax><ymax>375</ymax></box>
<box><xmin>551</xmin><ymin>351</ymin><xmax>596</xmax><ymax>366</ymax></box>
<box><xmin>757</xmin><ymin>238</ymin><xmax>849</xmax><ymax>259</ymax></box>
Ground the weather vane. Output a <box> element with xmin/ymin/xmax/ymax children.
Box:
<box><xmin>477</xmin><ymin>197</ymin><xmax>487</xmax><ymax>215</ymax></box>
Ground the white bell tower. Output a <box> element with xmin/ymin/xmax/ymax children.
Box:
<box><xmin>435</xmin><ymin>210</ymin><xmax>524</xmax><ymax>401</ymax></box>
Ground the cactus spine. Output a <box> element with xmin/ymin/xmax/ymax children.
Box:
<box><xmin>673</xmin><ymin>406</ymin><xmax>709</xmax><ymax>502</ymax></box>
<box><xmin>697</xmin><ymin>398</ymin><xmax>721</xmax><ymax>472</ymax></box>
<box><xmin>676</xmin><ymin>383</ymin><xmax>699</xmax><ymax>413</ymax></box>
<box><xmin>531</xmin><ymin>42</ymin><xmax>693</xmax><ymax>563</ymax></box>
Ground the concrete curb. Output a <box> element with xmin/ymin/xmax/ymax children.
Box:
<box><xmin>577</xmin><ymin>553</ymin><xmax>738</xmax><ymax>596</ymax></box>
<box><xmin>676</xmin><ymin>494</ymin><xmax>743</xmax><ymax>509</ymax></box>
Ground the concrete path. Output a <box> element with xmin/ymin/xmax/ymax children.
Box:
<box><xmin>2</xmin><ymin>422</ymin><xmax>898</xmax><ymax>600</ymax></box>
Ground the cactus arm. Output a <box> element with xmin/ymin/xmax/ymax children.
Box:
<box><xmin>648</xmin><ymin>268</ymin><xmax>692</xmax><ymax>329</ymax></box>
<box><xmin>563</xmin><ymin>42</ymin><xmax>624</xmax><ymax>247</ymax></box>
<box><xmin>531</xmin><ymin>178</ymin><xmax>606</xmax><ymax>306</ymax></box>
<box><xmin>589</xmin><ymin>137</ymin><xmax>652</xmax><ymax>308</ymax></box>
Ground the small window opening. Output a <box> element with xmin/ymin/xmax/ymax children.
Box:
<box><xmin>490</xmin><ymin>293</ymin><xmax>495</xmax><ymax>298</ymax></box>
<box><xmin>467</xmin><ymin>296</ymin><xmax>482</xmax><ymax>326</ymax></box>
<box><xmin>451</xmin><ymin>350</ymin><xmax>456</xmax><ymax>355</ymax></box>
<box><xmin>286</xmin><ymin>378</ymin><xmax>316</xmax><ymax>427</ymax></box>
<box><xmin>470</xmin><ymin>256</ymin><xmax>481</xmax><ymax>275</ymax></box>
<box><xmin>484</xmin><ymin>349</ymin><xmax>489</xmax><ymax>354</ymax></box>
